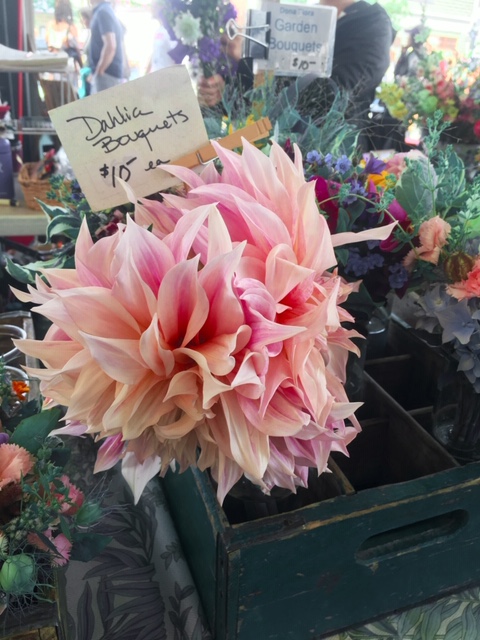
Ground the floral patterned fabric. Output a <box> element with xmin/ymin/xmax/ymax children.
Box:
<box><xmin>62</xmin><ymin>437</ymin><xmax>480</xmax><ymax>640</ymax></box>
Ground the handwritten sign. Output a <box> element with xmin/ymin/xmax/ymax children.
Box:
<box><xmin>260</xmin><ymin>2</ymin><xmax>336</xmax><ymax>77</ymax></box>
<box><xmin>49</xmin><ymin>66</ymin><xmax>208</xmax><ymax>211</ymax></box>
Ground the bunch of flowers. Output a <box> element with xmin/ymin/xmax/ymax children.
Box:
<box><xmin>379</xmin><ymin>52</ymin><xmax>460</xmax><ymax>131</ymax></box>
<box><xmin>13</xmin><ymin>140</ymin><xmax>395</xmax><ymax>505</ymax></box>
<box><xmin>0</xmin><ymin>360</ymin><xmax>107</xmax><ymax>616</ymax></box>
<box><xmin>395</xmin><ymin>170</ymin><xmax>480</xmax><ymax>391</ymax></box>
<box><xmin>302</xmin><ymin>116</ymin><xmax>480</xmax><ymax>320</ymax></box>
<box><xmin>160</xmin><ymin>0</ymin><xmax>238</xmax><ymax>77</ymax></box>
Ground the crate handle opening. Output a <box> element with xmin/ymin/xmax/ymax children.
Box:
<box><xmin>355</xmin><ymin>509</ymin><xmax>468</xmax><ymax>565</ymax></box>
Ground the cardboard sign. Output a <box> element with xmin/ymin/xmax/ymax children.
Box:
<box><xmin>260</xmin><ymin>2</ymin><xmax>336</xmax><ymax>77</ymax></box>
<box><xmin>49</xmin><ymin>66</ymin><xmax>208</xmax><ymax>211</ymax></box>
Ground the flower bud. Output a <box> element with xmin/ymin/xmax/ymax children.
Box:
<box><xmin>0</xmin><ymin>554</ymin><xmax>36</xmax><ymax>595</ymax></box>
<box><xmin>443</xmin><ymin>252</ymin><xmax>476</xmax><ymax>283</ymax></box>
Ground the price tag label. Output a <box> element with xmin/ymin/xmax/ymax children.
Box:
<box><xmin>49</xmin><ymin>66</ymin><xmax>208</xmax><ymax>211</ymax></box>
<box><xmin>290</xmin><ymin>53</ymin><xmax>318</xmax><ymax>73</ymax></box>
<box><xmin>261</xmin><ymin>2</ymin><xmax>336</xmax><ymax>77</ymax></box>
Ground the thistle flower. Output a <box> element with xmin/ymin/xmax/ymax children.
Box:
<box><xmin>174</xmin><ymin>11</ymin><xmax>202</xmax><ymax>46</ymax></box>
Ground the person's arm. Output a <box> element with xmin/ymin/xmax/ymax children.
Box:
<box><xmin>94</xmin><ymin>32</ymin><xmax>116</xmax><ymax>76</ymax></box>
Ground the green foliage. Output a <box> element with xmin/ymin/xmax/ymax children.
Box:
<box><xmin>10</xmin><ymin>407</ymin><xmax>63</xmax><ymax>455</ymax></box>
<box><xmin>395</xmin><ymin>156</ymin><xmax>437</xmax><ymax>222</ymax></box>
<box><xmin>70</xmin><ymin>533</ymin><xmax>112</xmax><ymax>562</ymax></box>
<box><xmin>203</xmin><ymin>75</ymin><xmax>358</xmax><ymax>160</ymax></box>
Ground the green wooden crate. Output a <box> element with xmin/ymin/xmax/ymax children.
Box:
<box><xmin>162</xmin><ymin>325</ymin><xmax>480</xmax><ymax>639</ymax></box>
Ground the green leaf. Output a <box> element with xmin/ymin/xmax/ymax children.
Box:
<box><xmin>37</xmin><ymin>202</ymin><xmax>68</xmax><ymax>220</ymax></box>
<box><xmin>70</xmin><ymin>533</ymin><xmax>112</xmax><ymax>562</ymax></box>
<box><xmin>46</xmin><ymin>218</ymin><xmax>81</xmax><ymax>241</ymax></box>
<box><xmin>435</xmin><ymin>147</ymin><xmax>466</xmax><ymax>211</ymax></box>
<box><xmin>75</xmin><ymin>502</ymin><xmax>103</xmax><ymax>527</ymax></box>
<box><xmin>59</xmin><ymin>515</ymin><xmax>73</xmax><ymax>542</ymax></box>
<box><xmin>444</xmin><ymin>602</ymin><xmax>479</xmax><ymax>640</ymax></box>
<box><xmin>413</xmin><ymin>602</ymin><xmax>449</xmax><ymax>640</ymax></box>
<box><xmin>10</xmin><ymin>407</ymin><xmax>63</xmax><ymax>455</ymax></box>
<box><xmin>5</xmin><ymin>256</ymin><xmax>41</xmax><ymax>285</ymax></box>
<box><xmin>445</xmin><ymin>619</ymin><xmax>465</xmax><ymax>640</ymax></box>
<box><xmin>395</xmin><ymin>159</ymin><xmax>438</xmax><ymax>223</ymax></box>
<box><xmin>395</xmin><ymin>607</ymin><xmax>422</xmax><ymax>637</ymax></box>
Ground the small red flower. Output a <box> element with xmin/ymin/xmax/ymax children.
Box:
<box><xmin>473</xmin><ymin>120</ymin><xmax>480</xmax><ymax>139</ymax></box>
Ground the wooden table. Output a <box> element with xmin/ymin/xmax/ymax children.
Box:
<box><xmin>0</xmin><ymin>203</ymin><xmax>47</xmax><ymax>237</ymax></box>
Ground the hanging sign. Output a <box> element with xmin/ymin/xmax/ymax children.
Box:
<box><xmin>260</xmin><ymin>2</ymin><xmax>337</xmax><ymax>77</ymax></box>
<box><xmin>49</xmin><ymin>66</ymin><xmax>208</xmax><ymax>211</ymax></box>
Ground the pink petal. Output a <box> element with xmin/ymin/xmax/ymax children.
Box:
<box><xmin>121</xmin><ymin>451</ymin><xmax>162</xmax><ymax>504</ymax></box>
<box><xmin>94</xmin><ymin>434</ymin><xmax>125</xmax><ymax>472</ymax></box>
<box><xmin>157</xmin><ymin>257</ymin><xmax>209</xmax><ymax>348</ymax></box>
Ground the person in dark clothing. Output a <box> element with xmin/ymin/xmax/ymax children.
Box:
<box><xmin>320</xmin><ymin>0</ymin><xmax>395</xmax><ymax>150</ymax></box>
<box><xmin>394</xmin><ymin>25</ymin><xmax>425</xmax><ymax>79</ymax></box>
<box><xmin>88</xmin><ymin>0</ymin><xmax>125</xmax><ymax>94</ymax></box>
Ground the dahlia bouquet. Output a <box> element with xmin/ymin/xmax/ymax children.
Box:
<box><xmin>13</xmin><ymin>140</ymin><xmax>396</xmax><ymax>506</ymax></box>
<box><xmin>0</xmin><ymin>360</ymin><xmax>107</xmax><ymax>617</ymax></box>
<box><xmin>160</xmin><ymin>0</ymin><xmax>238</xmax><ymax>78</ymax></box>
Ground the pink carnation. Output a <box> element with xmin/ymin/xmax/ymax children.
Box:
<box><xmin>447</xmin><ymin>257</ymin><xmax>480</xmax><ymax>300</ymax></box>
<box><xmin>404</xmin><ymin>216</ymin><xmax>451</xmax><ymax>269</ymax></box>
<box><xmin>15</xmin><ymin>141</ymin><xmax>395</xmax><ymax>504</ymax></box>
<box><xmin>0</xmin><ymin>443</ymin><xmax>34</xmax><ymax>489</ymax></box>
<box><xmin>28</xmin><ymin>529</ymin><xmax>72</xmax><ymax>566</ymax></box>
<box><xmin>55</xmin><ymin>475</ymin><xmax>84</xmax><ymax>515</ymax></box>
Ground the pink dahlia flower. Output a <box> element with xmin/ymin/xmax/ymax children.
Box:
<box><xmin>15</xmin><ymin>141</ymin><xmax>395</xmax><ymax>504</ymax></box>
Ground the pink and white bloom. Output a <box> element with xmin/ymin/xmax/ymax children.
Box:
<box><xmin>15</xmin><ymin>141</ymin><xmax>396</xmax><ymax>504</ymax></box>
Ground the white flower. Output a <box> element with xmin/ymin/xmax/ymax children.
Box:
<box><xmin>174</xmin><ymin>11</ymin><xmax>202</xmax><ymax>46</ymax></box>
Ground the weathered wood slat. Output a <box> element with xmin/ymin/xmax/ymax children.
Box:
<box><xmin>162</xmin><ymin>321</ymin><xmax>480</xmax><ymax>639</ymax></box>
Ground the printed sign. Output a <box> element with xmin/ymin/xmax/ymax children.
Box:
<box><xmin>49</xmin><ymin>66</ymin><xmax>208</xmax><ymax>211</ymax></box>
<box><xmin>260</xmin><ymin>2</ymin><xmax>337</xmax><ymax>77</ymax></box>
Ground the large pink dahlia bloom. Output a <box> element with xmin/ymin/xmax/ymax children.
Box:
<box><xmin>15</xmin><ymin>141</ymin><xmax>395</xmax><ymax>503</ymax></box>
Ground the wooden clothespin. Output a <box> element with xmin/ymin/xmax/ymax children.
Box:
<box><xmin>172</xmin><ymin>117</ymin><xmax>272</xmax><ymax>169</ymax></box>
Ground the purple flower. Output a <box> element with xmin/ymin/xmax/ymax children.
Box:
<box><xmin>341</xmin><ymin>179</ymin><xmax>367</xmax><ymax>205</ymax></box>
<box><xmin>388</xmin><ymin>263</ymin><xmax>409</xmax><ymax>289</ymax></box>
<box><xmin>324</xmin><ymin>153</ymin><xmax>333</xmax><ymax>167</ymax></box>
<box><xmin>345</xmin><ymin>248</ymin><xmax>370</xmax><ymax>276</ymax></box>
<box><xmin>363</xmin><ymin>154</ymin><xmax>386</xmax><ymax>175</ymax></box>
<box><xmin>0</xmin><ymin>433</ymin><xmax>9</xmax><ymax>445</ymax></box>
<box><xmin>306</xmin><ymin>150</ymin><xmax>322</xmax><ymax>164</ymax></box>
<box><xmin>335</xmin><ymin>155</ymin><xmax>352</xmax><ymax>175</ymax></box>
<box><xmin>168</xmin><ymin>42</ymin><xmax>194</xmax><ymax>65</ymax></box>
<box><xmin>436</xmin><ymin>299</ymin><xmax>479</xmax><ymax>345</ymax></box>
<box><xmin>198</xmin><ymin>37</ymin><xmax>222</xmax><ymax>64</ymax></box>
<box><xmin>221</xmin><ymin>2</ymin><xmax>237</xmax><ymax>24</ymax></box>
